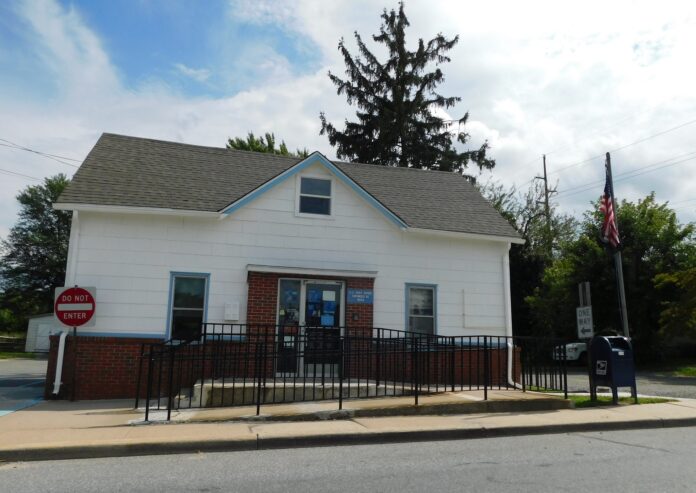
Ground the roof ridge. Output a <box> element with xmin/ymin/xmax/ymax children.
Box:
<box><xmin>101</xmin><ymin>132</ymin><xmax>303</xmax><ymax>163</ymax></box>
<box><xmin>337</xmin><ymin>159</ymin><xmax>474</xmax><ymax>178</ymax></box>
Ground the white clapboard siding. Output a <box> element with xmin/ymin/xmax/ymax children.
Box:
<box><xmin>68</xmin><ymin>163</ymin><xmax>510</xmax><ymax>338</ymax></box>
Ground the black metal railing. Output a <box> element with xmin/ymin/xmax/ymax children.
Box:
<box><xmin>135</xmin><ymin>324</ymin><xmax>568</xmax><ymax>421</ymax></box>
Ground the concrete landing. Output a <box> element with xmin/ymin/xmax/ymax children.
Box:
<box><xmin>160</xmin><ymin>389</ymin><xmax>571</xmax><ymax>423</ymax></box>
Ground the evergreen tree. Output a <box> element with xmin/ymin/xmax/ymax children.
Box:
<box><xmin>227</xmin><ymin>132</ymin><xmax>308</xmax><ymax>158</ymax></box>
<box><xmin>320</xmin><ymin>2</ymin><xmax>494</xmax><ymax>172</ymax></box>
<box><xmin>0</xmin><ymin>175</ymin><xmax>71</xmax><ymax>331</ymax></box>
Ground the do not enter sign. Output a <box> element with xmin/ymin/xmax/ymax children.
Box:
<box><xmin>54</xmin><ymin>286</ymin><xmax>96</xmax><ymax>327</ymax></box>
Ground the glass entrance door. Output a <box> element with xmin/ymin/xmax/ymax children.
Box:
<box><xmin>304</xmin><ymin>282</ymin><xmax>342</xmax><ymax>375</ymax></box>
<box><xmin>304</xmin><ymin>283</ymin><xmax>341</xmax><ymax>328</ymax></box>
<box><xmin>275</xmin><ymin>279</ymin><xmax>344</xmax><ymax>376</ymax></box>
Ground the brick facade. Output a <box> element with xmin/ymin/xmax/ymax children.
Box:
<box><xmin>246</xmin><ymin>271</ymin><xmax>375</xmax><ymax>328</ymax></box>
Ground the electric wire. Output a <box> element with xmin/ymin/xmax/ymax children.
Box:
<box><xmin>0</xmin><ymin>168</ymin><xmax>42</xmax><ymax>181</ymax></box>
<box><xmin>556</xmin><ymin>153</ymin><xmax>696</xmax><ymax>199</ymax></box>
<box><xmin>0</xmin><ymin>139</ymin><xmax>80</xmax><ymax>168</ymax></box>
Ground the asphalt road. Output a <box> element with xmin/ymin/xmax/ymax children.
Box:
<box><xmin>0</xmin><ymin>358</ymin><xmax>46</xmax><ymax>416</ymax></box>
<box><xmin>566</xmin><ymin>368</ymin><xmax>696</xmax><ymax>398</ymax></box>
<box><xmin>2</xmin><ymin>427</ymin><xmax>696</xmax><ymax>492</ymax></box>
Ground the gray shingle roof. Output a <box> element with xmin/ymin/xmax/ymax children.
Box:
<box><xmin>57</xmin><ymin>133</ymin><xmax>520</xmax><ymax>239</ymax></box>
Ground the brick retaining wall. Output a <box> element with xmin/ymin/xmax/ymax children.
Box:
<box><xmin>44</xmin><ymin>335</ymin><xmax>162</xmax><ymax>400</ymax></box>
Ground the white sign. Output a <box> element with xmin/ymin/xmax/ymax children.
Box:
<box><xmin>596</xmin><ymin>360</ymin><xmax>607</xmax><ymax>376</ymax></box>
<box><xmin>576</xmin><ymin>306</ymin><xmax>594</xmax><ymax>339</ymax></box>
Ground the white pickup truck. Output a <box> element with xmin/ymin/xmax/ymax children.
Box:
<box><xmin>553</xmin><ymin>341</ymin><xmax>588</xmax><ymax>364</ymax></box>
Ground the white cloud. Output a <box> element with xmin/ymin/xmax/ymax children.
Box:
<box><xmin>1</xmin><ymin>0</ymin><xmax>696</xmax><ymax>242</ymax></box>
<box><xmin>173</xmin><ymin>63</ymin><xmax>211</xmax><ymax>82</ymax></box>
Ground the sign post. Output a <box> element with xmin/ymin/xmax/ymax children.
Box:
<box><xmin>54</xmin><ymin>286</ymin><xmax>96</xmax><ymax>401</ymax></box>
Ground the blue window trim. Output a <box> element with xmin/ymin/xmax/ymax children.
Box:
<box><xmin>404</xmin><ymin>283</ymin><xmax>438</xmax><ymax>335</ymax></box>
<box><xmin>219</xmin><ymin>152</ymin><xmax>408</xmax><ymax>229</ymax></box>
<box><xmin>165</xmin><ymin>271</ymin><xmax>211</xmax><ymax>340</ymax></box>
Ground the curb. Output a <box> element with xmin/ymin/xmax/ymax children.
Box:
<box><xmin>3</xmin><ymin>416</ymin><xmax>696</xmax><ymax>463</ymax></box>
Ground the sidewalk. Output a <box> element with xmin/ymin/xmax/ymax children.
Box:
<box><xmin>2</xmin><ymin>390</ymin><xmax>696</xmax><ymax>462</ymax></box>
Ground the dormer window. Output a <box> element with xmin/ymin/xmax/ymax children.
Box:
<box><xmin>298</xmin><ymin>177</ymin><xmax>332</xmax><ymax>216</ymax></box>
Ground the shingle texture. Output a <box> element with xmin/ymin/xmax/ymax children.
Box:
<box><xmin>57</xmin><ymin>133</ymin><xmax>520</xmax><ymax>239</ymax></box>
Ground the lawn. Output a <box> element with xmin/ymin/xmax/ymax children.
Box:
<box><xmin>568</xmin><ymin>395</ymin><xmax>673</xmax><ymax>408</ymax></box>
<box><xmin>0</xmin><ymin>351</ymin><xmax>36</xmax><ymax>360</ymax></box>
<box><xmin>671</xmin><ymin>364</ymin><xmax>696</xmax><ymax>377</ymax></box>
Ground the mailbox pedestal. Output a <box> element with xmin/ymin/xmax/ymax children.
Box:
<box><xmin>589</xmin><ymin>336</ymin><xmax>638</xmax><ymax>404</ymax></box>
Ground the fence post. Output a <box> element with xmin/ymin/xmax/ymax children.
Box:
<box><xmin>134</xmin><ymin>343</ymin><xmax>145</xmax><ymax>410</ymax></box>
<box><xmin>450</xmin><ymin>337</ymin><xmax>456</xmax><ymax>392</ymax></box>
<box><xmin>562</xmin><ymin>341</ymin><xmax>568</xmax><ymax>399</ymax></box>
<box><xmin>255</xmin><ymin>341</ymin><xmax>263</xmax><ymax>416</ymax></box>
<box><xmin>375</xmin><ymin>333</ymin><xmax>381</xmax><ymax>390</ymax></box>
<box><xmin>338</xmin><ymin>337</ymin><xmax>344</xmax><ymax>410</ymax></box>
<box><xmin>483</xmin><ymin>336</ymin><xmax>489</xmax><ymax>401</ymax></box>
<box><xmin>144</xmin><ymin>348</ymin><xmax>154</xmax><ymax>422</ymax></box>
<box><xmin>166</xmin><ymin>345</ymin><xmax>175</xmax><ymax>421</ymax></box>
<box><xmin>413</xmin><ymin>336</ymin><xmax>419</xmax><ymax>406</ymax></box>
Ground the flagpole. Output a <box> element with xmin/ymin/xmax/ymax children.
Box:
<box><xmin>606</xmin><ymin>152</ymin><xmax>630</xmax><ymax>338</ymax></box>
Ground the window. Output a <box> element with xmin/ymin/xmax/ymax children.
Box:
<box><xmin>169</xmin><ymin>274</ymin><xmax>208</xmax><ymax>340</ymax></box>
<box><xmin>298</xmin><ymin>177</ymin><xmax>331</xmax><ymax>215</ymax></box>
<box><xmin>406</xmin><ymin>284</ymin><xmax>436</xmax><ymax>335</ymax></box>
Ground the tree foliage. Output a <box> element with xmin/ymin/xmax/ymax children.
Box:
<box><xmin>320</xmin><ymin>2</ymin><xmax>493</xmax><ymax>172</ymax></box>
<box><xmin>227</xmin><ymin>132</ymin><xmax>308</xmax><ymax>158</ymax></box>
<box><xmin>0</xmin><ymin>175</ymin><xmax>71</xmax><ymax>331</ymax></box>
<box><xmin>526</xmin><ymin>193</ymin><xmax>696</xmax><ymax>360</ymax></box>
<box><xmin>479</xmin><ymin>180</ymin><xmax>577</xmax><ymax>337</ymax></box>
<box><xmin>655</xmin><ymin>268</ymin><xmax>696</xmax><ymax>340</ymax></box>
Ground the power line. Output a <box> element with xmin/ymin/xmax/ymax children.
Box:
<box><xmin>547</xmin><ymin>117</ymin><xmax>696</xmax><ymax>177</ymax></box>
<box><xmin>0</xmin><ymin>167</ymin><xmax>42</xmax><ymax>181</ymax></box>
<box><xmin>556</xmin><ymin>149</ymin><xmax>696</xmax><ymax>197</ymax></box>
<box><xmin>0</xmin><ymin>138</ymin><xmax>81</xmax><ymax>161</ymax></box>
<box><xmin>556</xmin><ymin>153</ymin><xmax>696</xmax><ymax>199</ymax></box>
<box><xmin>0</xmin><ymin>138</ymin><xmax>80</xmax><ymax>168</ymax></box>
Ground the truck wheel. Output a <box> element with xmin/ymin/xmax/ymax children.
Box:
<box><xmin>578</xmin><ymin>352</ymin><xmax>587</xmax><ymax>366</ymax></box>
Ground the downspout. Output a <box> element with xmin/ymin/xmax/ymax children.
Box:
<box><xmin>52</xmin><ymin>331</ymin><xmax>69</xmax><ymax>395</ymax></box>
<box><xmin>53</xmin><ymin>211</ymin><xmax>80</xmax><ymax>396</ymax></box>
<box><xmin>503</xmin><ymin>244</ymin><xmax>518</xmax><ymax>388</ymax></box>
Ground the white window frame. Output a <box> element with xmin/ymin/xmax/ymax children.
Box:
<box><xmin>295</xmin><ymin>174</ymin><xmax>334</xmax><ymax>219</ymax></box>
<box><xmin>405</xmin><ymin>283</ymin><xmax>437</xmax><ymax>335</ymax></box>
<box><xmin>167</xmin><ymin>272</ymin><xmax>209</xmax><ymax>340</ymax></box>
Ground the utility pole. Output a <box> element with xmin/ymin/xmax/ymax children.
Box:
<box><xmin>535</xmin><ymin>154</ymin><xmax>557</xmax><ymax>258</ymax></box>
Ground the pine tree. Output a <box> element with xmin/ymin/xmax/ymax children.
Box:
<box><xmin>320</xmin><ymin>2</ymin><xmax>494</xmax><ymax>173</ymax></box>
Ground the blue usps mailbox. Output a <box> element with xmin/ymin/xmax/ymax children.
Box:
<box><xmin>589</xmin><ymin>336</ymin><xmax>638</xmax><ymax>404</ymax></box>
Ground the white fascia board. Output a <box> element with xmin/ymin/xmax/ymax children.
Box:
<box><xmin>247</xmin><ymin>264</ymin><xmax>378</xmax><ymax>278</ymax></box>
<box><xmin>405</xmin><ymin>227</ymin><xmax>525</xmax><ymax>244</ymax></box>
<box><xmin>53</xmin><ymin>203</ymin><xmax>219</xmax><ymax>218</ymax></box>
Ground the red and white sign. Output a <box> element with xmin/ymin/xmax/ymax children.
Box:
<box><xmin>54</xmin><ymin>286</ymin><xmax>96</xmax><ymax>327</ymax></box>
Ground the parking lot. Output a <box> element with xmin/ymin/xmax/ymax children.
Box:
<box><xmin>566</xmin><ymin>367</ymin><xmax>696</xmax><ymax>398</ymax></box>
<box><xmin>0</xmin><ymin>357</ymin><xmax>47</xmax><ymax>416</ymax></box>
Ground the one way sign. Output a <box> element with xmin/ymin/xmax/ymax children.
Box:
<box><xmin>576</xmin><ymin>306</ymin><xmax>594</xmax><ymax>339</ymax></box>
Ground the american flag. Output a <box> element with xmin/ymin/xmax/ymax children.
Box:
<box><xmin>600</xmin><ymin>161</ymin><xmax>621</xmax><ymax>249</ymax></box>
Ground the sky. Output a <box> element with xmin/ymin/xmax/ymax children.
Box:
<box><xmin>1</xmin><ymin>0</ymin><xmax>695</xmax><ymax>240</ymax></box>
